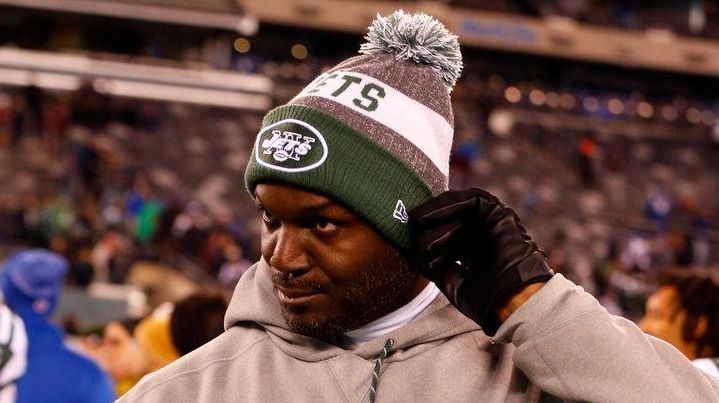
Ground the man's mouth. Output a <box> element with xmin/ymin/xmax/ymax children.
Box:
<box><xmin>271</xmin><ymin>270</ymin><xmax>325</xmax><ymax>304</ymax></box>
<box><xmin>275</xmin><ymin>286</ymin><xmax>323</xmax><ymax>304</ymax></box>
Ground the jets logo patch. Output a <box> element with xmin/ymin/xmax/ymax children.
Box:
<box><xmin>255</xmin><ymin>119</ymin><xmax>328</xmax><ymax>172</ymax></box>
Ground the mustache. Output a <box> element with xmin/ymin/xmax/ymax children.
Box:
<box><xmin>271</xmin><ymin>271</ymin><xmax>324</xmax><ymax>292</ymax></box>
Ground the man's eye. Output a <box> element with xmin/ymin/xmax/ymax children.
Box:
<box><xmin>261</xmin><ymin>209</ymin><xmax>276</xmax><ymax>225</ymax></box>
<box><xmin>315</xmin><ymin>218</ymin><xmax>336</xmax><ymax>232</ymax></box>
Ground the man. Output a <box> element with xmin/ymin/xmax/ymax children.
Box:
<box><xmin>1</xmin><ymin>249</ymin><xmax>115</xmax><ymax>402</ymax></box>
<box><xmin>120</xmin><ymin>11</ymin><xmax>719</xmax><ymax>402</ymax></box>
<box><xmin>639</xmin><ymin>270</ymin><xmax>719</xmax><ymax>378</ymax></box>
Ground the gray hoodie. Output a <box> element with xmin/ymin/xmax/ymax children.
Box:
<box><xmin>118</xmin><ymin>261</ymin><xmax>719</xmax><ymax>402</ymax></box>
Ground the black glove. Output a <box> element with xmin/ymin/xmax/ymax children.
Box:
<box><xmin>410</xmin><ymin>187</ymin><xmax>554</xmax><ymax>336</ymax></box>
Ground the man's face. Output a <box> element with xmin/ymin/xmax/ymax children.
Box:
<box><xmin>639</xmin><ymin>285</ymin><xmax>697</xmax><ymax>359</ymax></box>
<box><xmin>101</xmin><ymin>322</ymin><xmax>147</xmax><ymax>380</ymax></box>
<box><xmin>255</xmin><ymin>183</ymin><xmax>425</xmax><ymax>343</ymax></box>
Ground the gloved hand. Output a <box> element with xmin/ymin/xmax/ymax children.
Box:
<box><xmin>410</xmin><ymin>187</ymin><xmax>554</xmax><ymax>336</ymax></box>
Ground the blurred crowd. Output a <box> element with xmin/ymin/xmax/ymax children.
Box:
<box><xmin>448</xmin><ymin>75</ymin><xmax>719</xmax><ymax>319</ymax></box>
<box><xmin>451</xmin><ymin>0</ymin><xmax>719</xmax><ymax>38</ymax></box>
<box><xmin>0</xmin><ymin>83</ymin><xmax>255</xmax><ymax>399</ymax></box>
<box><xmin>0</xmin><ymin>82</ymin><xmax>256</xmax><ymax>293</ymax></box>
<box><xmin>0</xmin><ymin>248</ymin><xmax>229</xmax><ymax>400</ymax></box>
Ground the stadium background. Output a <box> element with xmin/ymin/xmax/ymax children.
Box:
<box><xmin>0</xmin><ymin>0</ymin><xmax>717</xmax><ymax>362</ymax></box>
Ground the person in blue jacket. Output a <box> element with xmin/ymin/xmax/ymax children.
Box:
<box><xmin>1</xmin><ymin>249</ymin><xmax>115</xmax><ymax>403</ymax></box>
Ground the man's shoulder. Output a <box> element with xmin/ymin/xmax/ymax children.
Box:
<box><xmin>119</xmin><ymin>324</ymin><xmax>269</xmax><ymax>402</ymax></box>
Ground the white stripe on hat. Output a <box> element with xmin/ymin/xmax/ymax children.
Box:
<box><xmin>291</xmin><ymin>71</ymin><xmax>453</xmax><ymax>176</ymax></box>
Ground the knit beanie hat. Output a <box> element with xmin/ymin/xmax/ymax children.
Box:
<box><xmin>245</xmin><ymin>10</ymin><xmax>463</xmax><ymax>251</ymax></box>
<box><xmin>0</xmin><ymin>249</ymin><xmax>68</xmax><ymax>317</ymax></box>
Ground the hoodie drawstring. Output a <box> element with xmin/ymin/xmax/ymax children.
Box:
<box><xmin>368</xmin><ymin>338</ymin><xmax>394</xmax><ymax>403</ymax></box>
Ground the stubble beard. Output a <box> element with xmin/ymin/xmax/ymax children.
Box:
<box><xmin>280</xmin><ymin>249</ymin><xmax>419</xmax><ymax>345</ymax></box>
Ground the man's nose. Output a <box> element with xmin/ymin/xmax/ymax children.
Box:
<box><xmin>268</xmin><ymin>226</ymin><xmax>310</xmax><ymax>276</ymax></box>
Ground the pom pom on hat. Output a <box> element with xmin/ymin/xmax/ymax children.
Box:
<box><xmin>359</xmin><ymin>10</ymin><xmax>463</xmax><ymax>90</ymax></box>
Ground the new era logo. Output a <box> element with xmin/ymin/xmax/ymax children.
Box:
<box><xmin>393</xmin><ymin>200</ymin><xmax>408</xmax><ymax>223</ymax></box>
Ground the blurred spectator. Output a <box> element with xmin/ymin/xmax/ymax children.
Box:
<box><xmin>40</xmin><ymin>192</ymin><xmax>75</xmax><ymax>245</ymax></box>
<box><xmin>171</xmin><ymin>201</ymin><xmax>212</xmax><ymax>256</ymax></box>
<box><xmin>645</xmin><ymin>184</ymin><xmax>672</xmax><ymax>230</ymax></box>
<box><xmin>99</xmin><ymin>319</ymin><xmax>146</xmax><ymax>397</ymax></box>
<box><xmin>605</xmin><ymin>141</ymin><xmax>625</xmax><ymax>172</ymax></box>
<box><xmin>577</xmin><ymin>135</ymin><xmax>598</xmax><ymax>187</ymax></box>
<box><xmin>639</xmin><ymin>269</ymin><xmax>719</xmax><ymax>379</ymax></box>
<box><xmin>520</xmin><ymin>187</ymin><xmax>539</xmax><ymax>220</ymax></box>
<box><xmin>169</xmin><ymin>292</ymin><xmax>228</xmax><ymax>356</ymax></box>
<box><xmin>67</xmin><ymin>240</ymin><xmax>96</xmax><ymax>288</ymax></box>
<box><xmin>125</xmin><ymin>171</ymin><xmax>163</xmax><ymax>243</ymax></box>
<box><xmin>0</xmin><ymin>194</ymin><xmax>20</xmax><ymax>242</ymax></box>
<box><xmin>449</xmin><ymin>136</ymin><xmax>480</xmax><ymax>188</ymax></box>
<box><xmin>547</xmin><ymin>231</ymin><xmax>574</xmax><ymax>281</ymax></box>
<box><xmin>200</xmin><ymin>228</ymin><xmax>235</xmax><ymax>277</ymax></box>
<box><xmin>22</xmin><ymin>82</ymin><xmax>44</xmax><ymax>137</ymax></box>
<box><xmin>217</xmin><ymin>243</ymin><xmax>252</xmax><ymax>292</ymax></box>
<box><xmin>42</xmin><ymin>96</ymin><xmax>70</xmax><ymax>153</ymax></box>
<box><xmin>70</xmin><ymin>82</ymin><xmax>109</xmax><ymax>131</ymax></box>
<box><xmin>621</xmin><ymin>232</ymin><xmax>652</xmax><ymax>272</ymax></box>
<box><xmin>10</xmin><ymin>95</ymin><xmax>25</xmax><ymax>147</ymax></box>
<box><xmin>0</xmin><ymin>93</ymin><xmax>11</xmax><ymax>147</ymax></box>
<box><xmin>133</xmin><ymin>305</ymin><xmax>179</xmax><ymax>373</ymax></box>
<box><xmin>685</xmin><ymin>197</ymin><xmax>714</xmax><ymax>267</ymax></box>
<box><xmin>0</xmin><ymin>304</ymin><xmax>28</xmax><ymax>403</ymax></box>
<box><xmin>100</xmin><ymin>192</ymin><xmax>125</xmax><ymax>230</ymax></box>
<box><xmin>90</xmin><ymin>230</ymin><xmax>131</xmax><ymax>283</ymax></box>
<box><xmin>16</xmin><ymin>192</ymin><xmax>43</xmax><ymax>247</ymax></box>
<box><xmin>0</xmin><ymin>249</ymin><xmax>115</xmax><ymax>403</ymax></box>
<box><xmin>594</xmin><ymin>239</ymin><xmax>621</xmax><ymax>298</ymax></box>
<box><xmin>75</xmin><ymin>134</ymin><xmax>101</xmax><ymax>194</ymax></box>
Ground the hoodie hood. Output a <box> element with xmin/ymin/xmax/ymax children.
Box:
<box><xmin>121</xmin><ymin>259</ymin><xmax>528</xmax><ymax>403</ymax></box>
<box><xmin>224</xmin><ymin>260</ymin><xmax>483</xmax><ymax>362</ymax></box>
